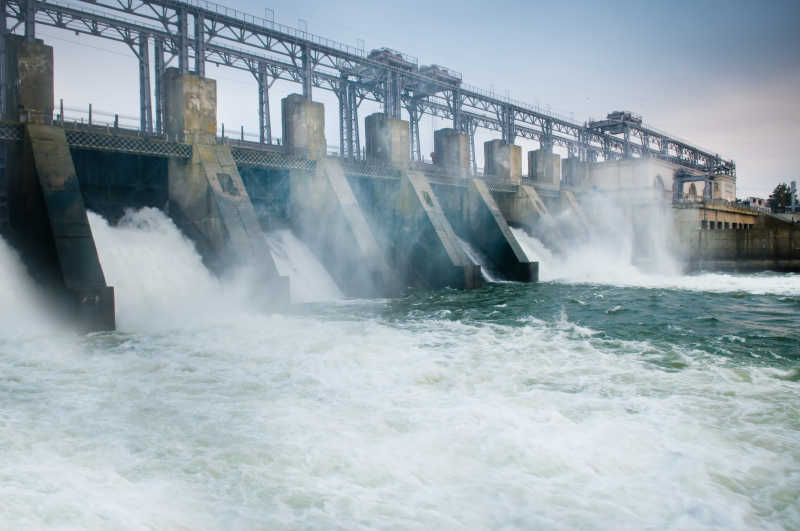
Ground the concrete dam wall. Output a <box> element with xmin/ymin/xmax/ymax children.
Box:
<box><xmin>3</xmin><ymin>36</ymin><xmax>797</xmax><ymax>334</ymax></box>
<box><xmin>0</xmin><ymin>38</ymin><xmax>544</xmax><ymax>330</ymax></box>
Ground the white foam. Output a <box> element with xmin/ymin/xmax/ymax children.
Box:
<box><xmin>457</xmin><ymin>236</ymin><xmax>499</xmax><ymax>282</ymax></box>
<box><xmin>264</xmin><ymin>228</ymin><xmax>343</xmax><ymax>302</ymax></box>
<box><xmin>88</xmin><ymin>208</ymin><xmax>257</xmax><ymax>332</ymax></box>
<box><xmin>511</xmin><ymin>223</ymin><xmax>800</xmax><ymax>296</ymax></box>
<box><xmin>0</xmin><ymin>236</ymin><xmax>63</xmax><ymax>335</ymax></box>
<box><xmin>0</xmin><ymin>312</ymin><xmax>796</xmax><ymax>529</ymax></box>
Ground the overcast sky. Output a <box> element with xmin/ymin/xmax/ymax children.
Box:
<box><xmin>41</xmin><ymin>0</ymin><xmax>800</xmax><ymax>197</ymax></box>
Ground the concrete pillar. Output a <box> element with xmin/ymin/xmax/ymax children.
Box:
<box><xmin>365</xmin><ymin>113</ymin><xmax>409</xmax><ymax>168</ymax></box>
<box><xmin>436</xmin><ymin>180</ymin><xmax>538</xmax><ymax>282</ymax></box>
<box><xmin>528</xmin><ymin>149</ymin><xmax>561</xmax><ymax>188</ymax></box>
<box><xmin>3</xmin><ymin>36</ymin><xmax>54</xmax><ymax>123</ymax></box>
<box><xmin>163</xmin><ymin>67</ymin><xmax>216</xmax><ymax>143</ymax></box>
<box><xmin>4</xmin><ymin>37</ymin><xmax>114</xmax><ymax>330</ymax></box>
<box><xmin>389</xmin><ymin>172</ymin><xmax>481</xmax><ymax>288</ymax></box>
<box><xmin>289</xmin><ymin>158</ymin><xmax>394</xmax><ymax>297</ymax></box>
<box><xmin>495</xmin><ymin>184</ymin><xmax>551</xmax><ymax>229</ymax></box>
<box><xmin>434</xmin><ymin>128</ymin><xmax>469</xmax><ymax>176</ymax></box>
<box><xmin>484</xmin><ymin>140</ymin><xmax>521</xmax><ymax>183</ymax></box>
<box><xmin>164</xmin><ymin>69</ymin><xmax>288</xmax><ymax>304</ymax></box>
<box><xmin>562</xmin><ymin>157</ymin><xmax>588</xmax><ymax>187</ymax></box>
<box><xmin>281</xmin><ymin>93</ymin><xmax>326</xmax><ymax>160</ymax></box>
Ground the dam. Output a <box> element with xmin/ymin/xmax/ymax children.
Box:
<box><xmin>0</xmin><ymin>0</ymin><xmax>798</xmax><ymax>332</ymax></box>
<box><xmin>1</xmin><ymin>2</ymin><xmax>800</xmax><ymax>529</ymax></box>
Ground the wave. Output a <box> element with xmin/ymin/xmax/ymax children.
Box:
<box><xmin>511</xmin><ymin>226</ymin><xmax>800</xmax><ymax>296</ymax></box>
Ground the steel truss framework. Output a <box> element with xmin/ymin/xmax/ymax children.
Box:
<box><xmin>1</xmin><ymin>0</ymin><xmax>735</xmax><ymax>175</ymax></box>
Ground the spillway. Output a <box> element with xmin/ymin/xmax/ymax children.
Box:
<box><xmin>264</xmin><ymin>229</ymin><xmax>343</xmax><ymax>303</ymax></box>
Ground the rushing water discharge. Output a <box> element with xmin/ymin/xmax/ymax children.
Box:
<box><xmin>1</xmin><ymin>208</ymin><xmax>799</xmax><ymax>530</ymax></box>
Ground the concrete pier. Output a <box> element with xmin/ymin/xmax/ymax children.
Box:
<box><xmin>496</xmin><ymin>184</ymin><xmax>551</xmax><ymax>229</ymax></box>
<box><xmin>282</xmin><ymin>94</ymin><xmax>327</xmax><ymax>160</ymax></box>
<box><xmin>484</xmin><ymin>140</ymin><xmax>521</xmax><ymax>183</ymax></box>
<box><xmin>365</xmin><ymin>114</ymin><xmax>410</xmax><ymax>168</ymax></box>
<box><xmin>528</xmin><ymin>148</ymin><xmax>561</xmax><ymax>188</ymax></box>
<box><xmin>3</xmin><ymin>37</ymin><xmax>114</xmax><ymax>331</ymax></box>
<box><xmin>388</xmin><ymin>172</ymin><xmax>482</xmax><ymax>288</ymax></box>
<box><xmin>165</xmin><ymin>69</ymin><xmax>289</xmax><ymax>302</ymax></box>
<box><xmin>437</xmin><ymin>179</ymin><xmax>538</xmax><ymax>281</ymax></box>
<box><xmin>290</xmin><ymin>158</ymin><xmax>394</xmax><ymax>297</ymax></box>
<box><xmin>562</xmin><ymin>157</ymin><xmax>588</xmax><ymax>187</ymax></box>
<box><xmin>434</xmin><ymin>129</ymin><xmax>470</xmax><ymax>177</ymax></box>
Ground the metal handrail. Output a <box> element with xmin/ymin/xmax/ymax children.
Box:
<box><xmin>179</xmin><ymin>0</ymin><xmax>366</xmax><ymax>57</ymax></box>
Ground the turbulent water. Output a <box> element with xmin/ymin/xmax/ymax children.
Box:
<box><xmin>1</xmin><ymin>209</ymin><xmax>799</xmax><ymax>530</ymax></box>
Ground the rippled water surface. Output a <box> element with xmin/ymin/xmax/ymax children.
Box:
<box><xmin>1</xmin><ymin>212</ymin><xmax>799</xmax><ymax>530</ymax></box>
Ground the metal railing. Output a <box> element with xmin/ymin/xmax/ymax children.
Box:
<box><xmin>179</xmin><ymin>0</ymin><xmax>367</xmax><ymax>57</ymax></box>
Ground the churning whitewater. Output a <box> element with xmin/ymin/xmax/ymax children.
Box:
<box><xmin>1</xmin><ymin>208</ymin><xmax>798</xmax><ymax>530</ymax></box>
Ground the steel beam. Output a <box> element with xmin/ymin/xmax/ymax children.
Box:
<box><xmin>23</xmin><ymin>0</ymin><xmax>33</xmax><ymax>40</ymax></box>
<box><xmin>0</xmin><ymin>0</ymin><xmax>7</xmax><ymax>117</ymax></box>
<box><xmin>154</xmin><ymin>37</ymin><xmax>164</xmax><ymax>135</ymax></box>
<box><xmin>138</xmin><ymin>32</ymin><xmax>152</xmax><ymax>134</ymax></box>
<box><xmin>301</xmin><ymin>44</ymin><xmax>312</xmax><ymax>100</ymax></box>
<box><xmin>177</xmin><ymin>7</ymin><xmax>188</xmax><ymax>73</ymax></box>
<box><xmin>194</xmin><ymin>12</ymin><xmax>204</xmax><ymax>76</ymax></box>
<box><xmin>0</xmin><ymin>0</ymin><xmax>734</xmax><ymax>175</ymax></box>
<box><xmin>257</xmin><ymin>62</ymin><xmax>271</xmax><ymax>144</ymax></box>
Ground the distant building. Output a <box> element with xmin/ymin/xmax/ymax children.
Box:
<box><xmin>743</xmin><ymin>196</ymin><xmax>770</xmax><ymax>212</ymax></box>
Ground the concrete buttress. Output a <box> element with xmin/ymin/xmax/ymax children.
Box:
<box><xmin>289</xmin><ymin>158</ymin><xmax>394</xmax><ymax>297</ymax></box>
<box><xmin>7</xmin><ymin>124</ymin><xmax>116</xmax><ymax>331</ymax></box>
<box><xmin>3</xmin><ymin>36</ymin><xmax>115</xmax><ymax>331</ymax></box>
<box><xmin>165</xmin><ymin>68</ymin><xmax>289</xmax><ymax>304</ymax></box>
<box><xmin>384</xmin><ymin>172</ymin><xmax>482</xmax><ymax>289</ymax></box>
<box><xmin>439</xmin><ymin>179</ymin><xmax>538</xmax><ymax>282</ymax></box>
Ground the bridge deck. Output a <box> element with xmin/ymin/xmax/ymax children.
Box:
<box><xmin>0</xmin><ymin>122</ymin><xmax>519</xmax><ymax>192</ymax></box>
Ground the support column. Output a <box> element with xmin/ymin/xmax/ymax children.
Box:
<box><xmin>164</xmin><ymin>68</ymin><xmax>288</xmax><ymax>304</ymax></box>
<box><xmin>365</xmin><ymin>113</ymin><xmax>409</xmax><ymax>168</ymax></box>
<box><xmin>338</xmin><ymin>81</ymin><xmax>345</xmax><ymax>157</ymax></box>
<box><xmin>623</xmin><ymin>124</ymin><xmax>631</xmax><ymax>159</ymax></box>
<box><xmin>348</xmin><ymin>82</ymin><xmax>360</xmax><ymax>159</ymax></box>
<box><xmin>24</xmin><ymin>0</ymin><xmax>35</xmax><ymax>41</ymax></box>
<box><xmin>256</xmin><ymin>62</ymin><xmax>271</xmax><ymax>144</ymax></box>
<box><xmin>337</xmin><ymin>75</ymin><xmax>352</xmax><ymax>158</ymax></box>
<box><xmin>289</xmin><ymin>158</ymin><xmax>394</xmax><ymax>297</ymax></box>
<box><xmin>194</xmin><ymin>13</ymin><xmax>205</xmax><ymax>77</ymax></box>
<box><xmin>437</xmin><ymin>179</ymin><xmax>538</xmax><ymax>282</ymax></box>
<box><xmin>500</xmin><ymin>105</ymin><xmax>515</xmax><ymax>145</ymax></box>
<box><xmin>137</xmin><ymin>32</ymin><xmax>152</xmax><ymax>134</ymax></box>
<box><xmin>301</xmin><ymin>44</ymin><xmax>312</xmax><ymax>100</ymax></box>
<box><xmin>434</xmin><ymin>128</ymin><xmax>469</xmax><ymax>177</ymax></box>
<box><xmin>467</xmin><ymin>119</ymin><xmax>477</xmax><ymax>175</ymax></box>
<box><xmin>384</xmin><ymin>70</ymin><xmax>401</xmax><ymax>119</ymax></box>
<box><xmin>528</xmin><ymin>146</ymin><xmax>560</xmax><ymax>188</ymax></box>
<box><xmin>0</xmin><ymin>0</ymin><xmax>7</xmax><ymax>118</ymax></box>
<box><xmin>484</xmin><ymin>139</ymin><xmax>521</xmax><ymax>183</ymax></box>
<box><xmin>4</xmin><ymin>36</ymin><xmax>114</xmax><ymax>330</ymax></box>
<box><xmin>177</xmin><ymin>8</ymin><xmax>188</xmax><ymax>73</ymax></box>
<box><xmin>154</xmin><ymin>37</ymin><xmax>165</xmax><ymax>135</ymax></box>
<box><xmin>377</xmin><ymin>172</ymin><xmax>482</xmax><ymax>289</ymax></box>
<box><xmin>281</xmin><ymin>93</ymin><xmax>326</xmax><ymax>160</ymax></box>
<box><xmin>562</xmin><ymin>156</ymin><xmax>588</xmax><ymax>187</ymax></box>
<box><xmin>408</xmin><ymin>99</ymin><xmax>422</xmax><ymax>162</ymax></box>
<box><xmin>451</xmin><ymin>88</ymin><xmax>462</xmax><ymax>131</ymax></box>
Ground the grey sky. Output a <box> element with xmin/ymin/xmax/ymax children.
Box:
<box><xmin>41</xmin><ymin>0</ymin><xmax>800</xmax><ymax>197</ymax></box>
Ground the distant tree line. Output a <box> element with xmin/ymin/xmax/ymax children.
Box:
<box><xmin>768</xmin><ymin>183</ymin><xmax>796</xmax><ymax>212</ymax></box>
